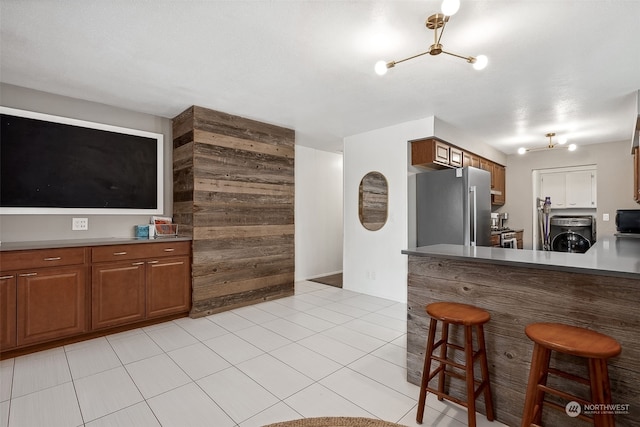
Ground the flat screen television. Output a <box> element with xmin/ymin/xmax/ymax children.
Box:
<box><xmin>0</xmin><ymin>106</ymin><xmax>164</xmax><ymax>215</ymax></box>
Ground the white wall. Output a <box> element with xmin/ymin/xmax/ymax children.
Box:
<box><xmin>294</xmin><ymin>145</ymin><xmax>344</xmax><ymax>280</ymax></box>
<box><xmin>501</xmin><ymin>140</ymin><xmax>637</xmax><ymax>248</ymax></box>
<box><xmin>0</xmin><ymin>84</ymin><xmax>173</xmax><ymax>242</ymax></box>
<box><xmin>343</xmin><ymin>117</ymin><xmax>435</xmax><ymax>302</ymax></box>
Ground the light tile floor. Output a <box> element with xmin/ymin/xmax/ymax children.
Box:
<box><xmin>0</xmin><ymin>281</ymin><xmax>508</xmax><ymax>427</ymax></box>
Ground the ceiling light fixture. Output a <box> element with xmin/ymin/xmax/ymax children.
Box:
<box><xmin>375</xmin><ymin>0</ymin><xmax>487</xmax><ymax>76</ymax></box>
<box><xmin>518</xmin><ymin>133</ymin><xmax>577</xmax><ymax>155</ymax></box>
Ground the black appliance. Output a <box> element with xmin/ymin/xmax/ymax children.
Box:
<box><xmin>549</xmin><ymin>216</ymin><xmax>595</xmax><ymax>253</ymax></box>
<box><xmin>615</xmin><ymin>209</ymin><xmax>640</xmax><ymax>234</ymax></box>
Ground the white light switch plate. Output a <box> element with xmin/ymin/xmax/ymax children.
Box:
<box><xmin>602</xmin><ymin>213</ymin><xmax>610</xmax><ymax>221</ymax></box>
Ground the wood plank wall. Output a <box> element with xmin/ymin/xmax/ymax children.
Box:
<box><xmin>172</xmin><ymin>106</ymin><xmax>295</xmax><ymax>317</ymax></box>
<box><xmin>407</xmin><ymin>255</ymin><xmax>640</xmax><ymax>427</ymax></box>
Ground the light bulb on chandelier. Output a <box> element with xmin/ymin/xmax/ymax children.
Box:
<box><xmin>441</xmin><ymin>0</ymin><xmax>460</xmax><ymax>16</ymax></box>
<box><xmin>374</xmin><ymin>0</ymin><xmax>487</xmax><ymax>75</ymax></box>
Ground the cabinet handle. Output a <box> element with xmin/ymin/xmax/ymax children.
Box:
<box><xmin>131</xmin><ymin>262</ymin><xmax>145</xmax><ymax>266</ymax></box>
<box><xmin>147</xmin><ymin>260</ymin><xmax>159</xmax><ymax>264</ymax></box>
<box><xmin>19</xmin><ymin>273</ymin><xmax>38</xmax><ymax>277</ymax></box>
<box><xmin>0</xmin><ymin>275</ymin><xmax>13</xmax><ymax>280</ymax></box>
<box><xmin>43</xmin><ymin>257</ymin><xmax>62</xmax><ymax>261</ymax></box>
<box><xmin>163</xmin><ymin>248</ymin><xmax>175</xmax><ymax>252</ymax></box>
<box><xmin>113</xmin><ymin>251</ymin><xmax>127</xmax><ymax>256</ymax></box>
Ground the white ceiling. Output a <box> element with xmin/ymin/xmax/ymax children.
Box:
<box><xmin>1</xmin><ymin>1</ymin><xmax>639</xmax><ymax>155</ymax></box>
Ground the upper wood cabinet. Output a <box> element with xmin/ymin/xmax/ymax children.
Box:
<box><xmin>462</xmin><ymin>152</ymin><xmax>480</xmax><ymax>168</ymax></box>
<box><xmin>449</xmin><ymin>147</ymin><xmax>463</xmax><ymax>167</ymax></box>
<box><xmin>492</xmin><ymin>164</ymin><xmax>506</xmax><ymax>206</ymax></box>
<box><xmin>479</xmin><ymin>159</ymin><xmax>493</xmax><ymax>186</ymax></box>
<box><xmin>411</xmin><ymin>138</ymin><xmax>506</xmax><ymax>205</ymax></box>
<box><xmin>411</xmin><ymin>138</ymin><xmax>454</xmax><ymax>169</ymax></box>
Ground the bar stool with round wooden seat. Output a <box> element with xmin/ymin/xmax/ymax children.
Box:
<box><xmin>521</xmin><ymin>322</ymin><xmax>622</xmax><ymax>427</ymax></box>
<box><xmin>416</xmin><ymin>302</ymin><xmax>495</xmax><ymax>427</ymax></box>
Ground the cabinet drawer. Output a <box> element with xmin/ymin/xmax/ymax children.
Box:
<box><xmin>92</xmin><ymin>241</ymin><xmax>191</xmax><ymax>263</ymax></box>
<box><xmin>0</xmin><ymin>247</ymin><xmax>87</xmax><ymax>272</ymax></box>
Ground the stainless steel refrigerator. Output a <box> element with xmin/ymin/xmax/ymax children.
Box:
<box><xmin>416</xmin><ymin>167</ymin><xmax>491</xmax><ymax>247</ymax></box>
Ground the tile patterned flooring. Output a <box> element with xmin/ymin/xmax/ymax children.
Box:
<box><xmin>0</xmin><ymin>281</ymin><xmax>507</xmax><ymax>427</ymax></box>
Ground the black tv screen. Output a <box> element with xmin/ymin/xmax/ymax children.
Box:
<box><xmin>0</xmin><ymin>107</ymin><xmax>163</xmax><ymax>215</ymax></box>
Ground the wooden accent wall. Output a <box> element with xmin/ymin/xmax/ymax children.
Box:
<box><xmin>407</xmin><ymin>255</ymin><xmax>640</xmax><ymax>427</ymax></box>
<box><xmin>172</xmin><ymin>106</ymin><xmax>295</xmax><ymax>317</ymax></box>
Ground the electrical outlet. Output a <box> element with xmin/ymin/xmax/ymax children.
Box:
<box><xmin>72</xmin><ymin>217</ymin><xmax>88</xmax><ymax>231</ymax></box>
<box><xmin>603</xmin><ymin>213</ymin><xmax>610</xmax><ymax>222</ymax></box>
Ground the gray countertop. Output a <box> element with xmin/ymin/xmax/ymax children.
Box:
<box><xmin>0</xmin><ymin>236</ymin><xmax>192</xmax><ymax>252</ymax></box>
<box><xmin>402</xmin><ymin>235</ymin><xmax>640</xmax><ymax>279</ymax></box>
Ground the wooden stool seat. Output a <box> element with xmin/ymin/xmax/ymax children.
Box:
<box><xmin>522</xmin><ymin>322</ymin><xmax>621</xmax><ymax>427</ymax></box>
<box><xmin>525</xmin><ymin>323</ymin><xmax>621</xmax><ymax>359</ymax></box>
<box><xmin>417</xmin><ymin>302</ymin><xmax>494</xmax><ymax>427</ymax></box>
<box><xmin>427</xmin><ymin>302</ymin><xmax>491</xmax><ymax>325</ymax></box>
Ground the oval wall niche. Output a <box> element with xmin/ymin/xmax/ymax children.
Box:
<box><xmin>359</xmin><ymin>171</ymin><xmax>389</xmax><ymax>231</ymax></box>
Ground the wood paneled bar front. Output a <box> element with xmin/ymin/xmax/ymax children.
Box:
<box><xmin>403</xmin><ymin>237</ymin><xmax>640</xmax><ymax>427</ymax></box>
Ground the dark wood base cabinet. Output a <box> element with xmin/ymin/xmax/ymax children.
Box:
<box><xmin>18</xmin><ymin>266</ymin><xmax>87</xmax><ymax>346</ymax></box>
<box><xmin>92</xmin><ymin>262</ymin><xmax>146</xmax><ymax>329</ymax></box>
<box><xmin>0</xmin><ymin>275</ymin><xmax>17</xmax><ymax>349</ymax></box>
<box><xmin>1</xmin><ymin>240</ymin><xmax>191</xmax><ymax>358</ymax></box>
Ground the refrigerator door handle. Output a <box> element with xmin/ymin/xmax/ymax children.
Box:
<box><xmin>469</xmin><ymin>185</ymin><xmax>477</xmax><ymax>246</ymax></box>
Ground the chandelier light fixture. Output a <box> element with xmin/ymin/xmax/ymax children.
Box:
<box><xmin>375</xmin><ymin>0</ymin><xmax>487</xmax><ymax>75</ymax></box>
<box><xmin>517</xmin><ymin>133</ymin><xmax>577</xmax><ymax>155</ymax></box>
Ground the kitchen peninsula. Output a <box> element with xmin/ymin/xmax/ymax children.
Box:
<box><xmin>403</xmin><ymin>236</ymin><xmax>640</xmax><ymax>427</ymax></box>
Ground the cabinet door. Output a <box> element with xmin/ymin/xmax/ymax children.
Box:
<box><xmin>463</xmin><ymin>153</ymin><xmax>480</xmax><ymax>168</ymax></box>
<box><xmin>479</xmin><ymin>159</ymin><xmax>494</xmax><ymax>188</ymax></box>
<box><xmin>540</xmin><ymin>172</ymin><xmax>566</xmax><ymax>208</ymax></box>
<box><xmin>92</xmin><ymin>262</ymin><xmax>145</xmax><ymax>329</ymax></box>
<box><xmin>566</xmin><ymin>170</ymin><xmax>596</xmax><ymax>208</ymax></box>
<box><xmin>146</xmin><ymin>256</ymin><xmax>191</xmax><ymax>319</ymax></box>
<box><xmin>17</xmin><ymin>266</ymin><xmax>86</xmax><ymax>346</ymax></box>
<box><xmin>0</xmin><ymin>274</ymin><xmax>17</xmax><ymax>350</ymax></box>
<box><xmin>434</xmin><ymin>140</ymin><xmax>450</xmax><ymax>165</ymax></box>
<box><xmin>450</xmin><ymin>148</ymin><xmax>463</xmax><ymax>167</ymax></box>
<box><xmin>634</xmin><ymin>147</ymin><xmax>640</xmax><ymax>203</ymax></box>
<box><xmin>492</xmin><ymin>164</ymin><xmax>506</xmax><ymax>205</ymax></box>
